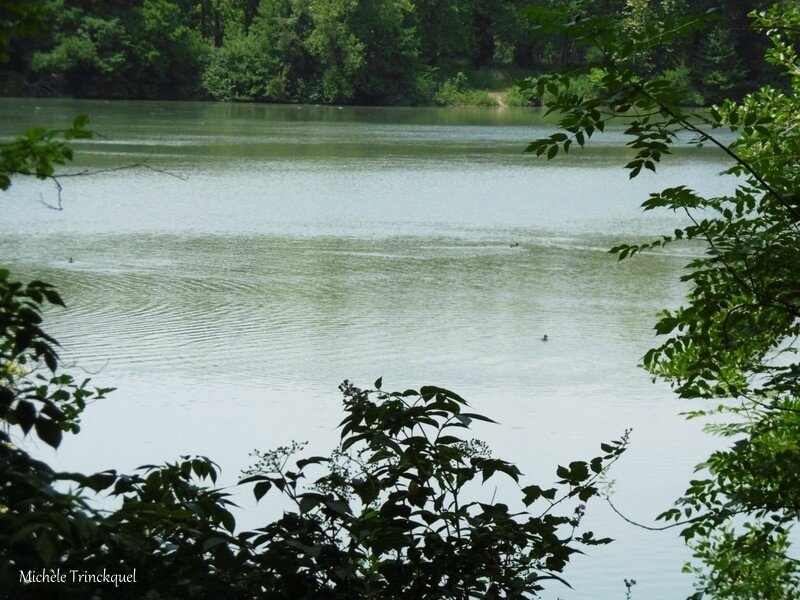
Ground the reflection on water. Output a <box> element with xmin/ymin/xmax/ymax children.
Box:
<box><xmin>0</xmin><ymin>99</ymin><xmax>731</xmax><ymax>600</ymax></box>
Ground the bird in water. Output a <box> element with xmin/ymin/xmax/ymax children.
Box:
<box><xmin>68</xmin><ymin>257</ymin><xmax>74</xmax><ymax>263</ymax></box>
<box><xmin>541</xmin><ymin>334</ymin><xmax>549</xmax><ymax>342</ymax></box>
<box><xmin>510</xmin><ymin>242</ymin><xmax>519</xmax><ymax>248</ymax></box>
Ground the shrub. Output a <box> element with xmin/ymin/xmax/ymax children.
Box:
<box><xmin>1</xmin><ymin>269</ymin><xmax>628</xmax><ymax>599</ymax></box>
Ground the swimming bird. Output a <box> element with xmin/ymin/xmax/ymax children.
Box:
<box><xmin>541</xmin><ymin>334</ymin><xmax>548</xmax><ymax>342</ymax></box>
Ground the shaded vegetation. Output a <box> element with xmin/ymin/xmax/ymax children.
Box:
<box><xmin>529</xmin><ymin>2</ymin><xmax>800</xmax><ymax>597</ymax></box>
<box><xmin>0</xmin><ymin>0</ymin><xmax>786</xmax><ymax>105</ymax></box>
<box><xmin>0</xmin><ymin>267</ymin><xmax>629</xmax><ymax>598</ymax></box>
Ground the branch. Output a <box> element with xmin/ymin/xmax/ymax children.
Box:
<box><xmin>34</xmin><ymin>162</ymin><xmax>188</xmax><ymax>211</ymax></box>
<box><xmin>54</xmin><ymin>162</ymin><xmax>189</xmax><ymax>180</ymax></box>
<box><xmin>606</xmin><ymin>495</ymin><xmax>702</xmax><ymax>531</ymax></box>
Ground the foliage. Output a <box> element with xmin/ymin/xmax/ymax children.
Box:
<box><xmin>0</xmin><ymin>0</ymin><xmax>783</xmax><ymax>105</ymax></box>
<box><xmin>302</xmin><ymin>0</ymin><xmax>367</xmax><ymax>104</ymax></box>
<box><xmin>20</xmin><ymin>0</ymin><xmax>209</xmax><ymax>99</ymax></box>
<box><xmin>0</xmin><ymin>269</ymin><xmax>630</xmax><ymax>598</ymax></box>
<box><xmin>503</xmin><ymin>85</ymin><xmax>535</xmax><ymax>108</ymax></box>
<box><xmin>197</xmin><ymin>0</ymin><xmax>309</xmax><ymax>104</ymax></box>
<box><xmin>202</xmin><ymin>0</ymin><xmax>312</xmax><ymax>103</ymax></box>
<box><xmin>0</xmin><ymin>269</ymin><xmax>237</xmax><ymax>593</ymax></box>
<box><xmin>0</xmin><ymin>0</ymin><xmax>49</xmax><ymax>63</ymax></box>
<box><xmin>240</xmin><ymin>380</ymin><xmax>629</xmax><ymax>598</ymax></box>
<box><xmin>661</xmin><ymin>63</ymin><xmax>703</xmax><ymax>107</ymax></box>
<box><xmin>433</xmin><ymin>72</ymin><xmax>498</xmax><ymax>107</ymax></box>
<box><xmin>695</xmin><ymin>25</ymin><xmax>745</xmax><ymax>105</ymax></box>
<box><xmin>0</xmin><ymin>114</ymin><xmax>90</xmax><ymax>192</ymax></box>
<box><xmin>524</xmin><ymin>2</ymin><xmax>800</xmax><ymax>597</ymax></box>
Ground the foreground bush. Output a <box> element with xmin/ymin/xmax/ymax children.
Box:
<box><xmin>524</xmin><ymin>3</ymin><xmax>800</xmax><ymax>597</ymax></box>
<box><xmin>0</xmin><ymin>270</ymin><xmax>627</xmax><ymax>599</ymax></box>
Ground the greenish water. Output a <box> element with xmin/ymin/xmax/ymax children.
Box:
<box><xmin>0</xmin><ymin>98</ymin><xmax>732</xmax><ymax>599</ymax></box>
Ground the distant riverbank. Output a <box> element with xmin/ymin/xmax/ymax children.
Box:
<box><xmin>1</xmin><ymin>2</ymin><xmax>767</xmax><ymax>109</ymax></box>
<box><xmin>1</xmin><ymin>63</ymin><xmax>713</xmax><ymax>109</ymax></box>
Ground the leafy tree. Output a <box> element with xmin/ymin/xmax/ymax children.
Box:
<box><xmin>204</xmin><ymin>0</ymin><xmax>314</xmax><ymax>103</ymax></box>
<box><xmin>203</xmin><ymin>0</ymin><xmax>425</xmax><ymax>104</ymax></box>
<box><xmin>0</xmin><ymin>0</ymin><xmax>49</xmax><ymax>63</ymax></box>
<box><xmin>524</xmin><ymin>2</ymin><xmax>800</xmax><ymax>597</ymax></box>
<box><xmin>345</xmin><ymin>0</ymin><xmax>422</xmax><ymax>104</ymax></box>
<box><xmin>696</xmin><ymin>24</ymin><xmax>745</xmax><ymax>104</ymax></box>
<box><xmin>0</xmin><ymin>0</ymin><xmax>787</xmax><ymax>104</ymax></box>
<box><xmin>22</xmin><ymin>0</ymin><xmax>208</xmax><ymax>99</ymax></box>
<box><xmin>300</xmin><ymin>0</ymin><xmax>363</xmax><ymax>103</ymax></box>
<box><xmin>413</xmin><ymin>0</ymin><xmax>473</xmax><ymax>65</ymax></box>
<box><xmin>30</xmin><ymin>4</ymin><xmax>130</xmax><ymax>98</ymax></box>
<box><xmin>126</xmin><ymin>0</ymin><xmax>209</xmax><ymax>98</ymax></box>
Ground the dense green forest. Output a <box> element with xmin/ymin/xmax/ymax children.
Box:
<box><xmin>0</xmin><ymin>0</ymin><xmax>781</xmax><ymax>105</ymax></box>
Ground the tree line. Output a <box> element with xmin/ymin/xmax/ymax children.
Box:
<box><xmin>0</xmin><ymin>0</ymin><xmax>783</xmax><ymax>106</ymax></box>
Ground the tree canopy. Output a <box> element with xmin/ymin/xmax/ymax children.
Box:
<box><xmin>0</xmin><ymin>0</ymin><xmax>785</xmax><ymax>105</ymax></box>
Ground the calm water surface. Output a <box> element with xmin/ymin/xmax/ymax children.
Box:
<box><xmin>0</xmin><ymin>98</ymin><xmax>735</xmax><ymax>599</ymax></box>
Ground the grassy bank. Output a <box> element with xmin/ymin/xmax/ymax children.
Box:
<box><xmin>432</xmin><ymin>62</ymin><xmax>706</xmax><ymax>107</ymax></box>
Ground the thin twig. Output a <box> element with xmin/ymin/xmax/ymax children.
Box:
<box><xmin>606</xmin><ymin>495</ymin><xmax>700</xmax><ymax>531</ymax></box>
<box><xmin>33</xmin><ymin>162</ymin><xmax>188</xmax><ymax>210</ymax></box>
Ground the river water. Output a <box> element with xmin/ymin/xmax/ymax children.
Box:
<box><xmin>0</xmin><ymin>98</ymin><xmax>734</xmax><ymax>599</ymax></box>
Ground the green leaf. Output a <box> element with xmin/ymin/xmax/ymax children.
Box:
<box><xmin>454</xmin><ymin>414</ymin><xmax>472</xmax><ymax>427</ymax></box>
<box><xmin>82</xmin><ymin>471</ymin><xmax>117</xmax><ymax>491</ymax></box>
<box><xmin>202</xmin><ymin>537</ymin><xmax>230</xmax><ymax>552</ymax></box>
<box><xmin>254</xmin><ymin>481</ymin><xmax>272</xmax><ymax>501</ymax></box>
<box><xmin>461</xmin><ymin>412</ymin><xmax>498</xmax><ymax>424</ymax></box>
<box><xmin>298</xmin><ymin>493</ymin><xmax>326</xmax><ymax>514</ymax></box>
<box><xmin>73</xmin><ymin>115</ymin><xmax>90</xmax><ymax>130</ymax></box>
<box><xmin>36</xmin><ymin>533</ymin><xmax>55</xmax><ymax>564</ymax></box>
<box><xmin>14</xmin><ymin>400</ymin><xmax>37</xmax><ymax>434</ymax></box>
<box><xmin>435</xmin><ymin>435</ymin><xmax>462</xmax><ymax>445</ymax></box>
<box><xmin>220</xmin><ymin>510</ymin><xmax>236</xmax><ymax>533</ymax></box>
